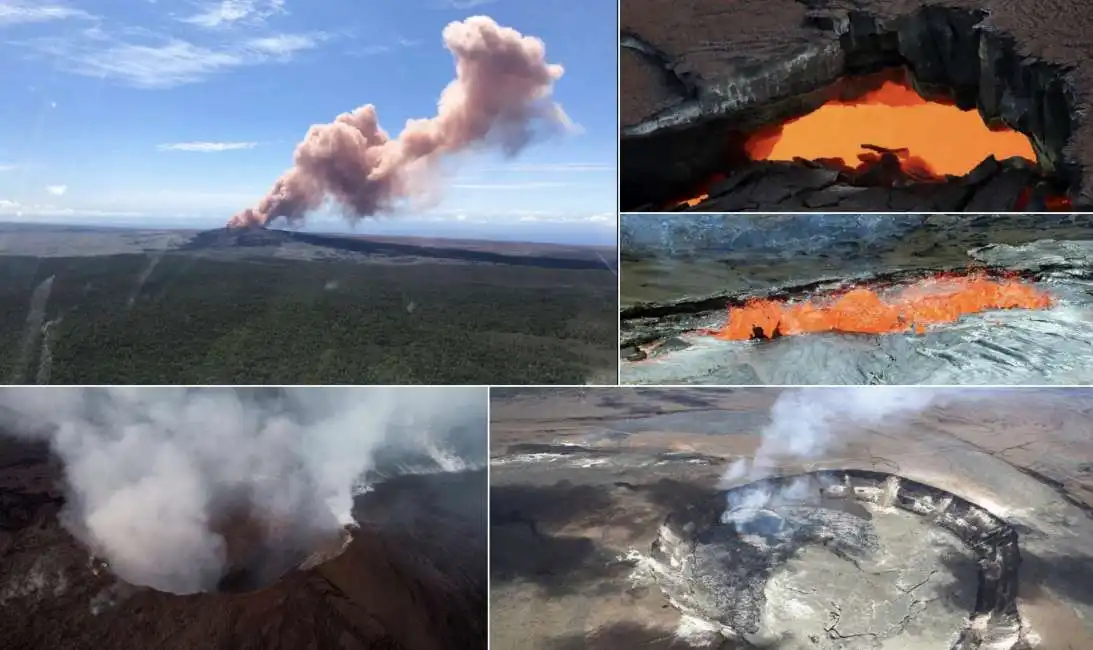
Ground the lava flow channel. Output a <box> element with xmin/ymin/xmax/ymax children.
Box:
<box><xmin>714</xmin><ymin>274</ymin><xmax>1053</xmax><ymax>340</ymax></box>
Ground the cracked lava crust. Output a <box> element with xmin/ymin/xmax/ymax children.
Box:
<box><xmin>650</xmin><ymin>470</ymin><xmax>1023</xmax><ymax>649</ymax></box>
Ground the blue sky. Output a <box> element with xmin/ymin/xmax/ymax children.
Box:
<box><xmin>0</xmin><ymin>0</ymin><xmax>617</xmax><ymax>245</ymax></box>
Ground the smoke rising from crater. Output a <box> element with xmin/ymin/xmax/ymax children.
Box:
<box><xmin>0</xmin><ymin>387</ymin><xmax>486</xmax><ymax>594</ymax></box>
<box><xmin>719</xmin><ymin>388</ymin><xmax>1029</xmax><ymax>527</ymax></box>
<box><xmin>229</xmin><ymin>16</ymin><xmax>569</xmax><ymax>228</ymax></box>
<box><xmin>720</xmin><ymin>388</ymin><xmax>944</xmax><ymax>522</ymax></box>
<box><xmin>723</xmin><ymin>388</ymin><xmax>942</xmax><ymax>484</ymax></box>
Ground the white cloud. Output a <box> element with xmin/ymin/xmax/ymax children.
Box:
<box><xmin>246</xmin><ymin>33</ymin><xmax>321</xmax><ymax>57</ymax></box>
<box><xmin>0</xmin><ymin>2</ymin><xmax>93</xmax><ymax>26</ymax></box>
<box><xmin>179</xmin><ymin>0</ymin><xmax>286</xmax><ymax>29</ymax></box>
<box><xmin>25</xmin><ymin>32</ymin><xmax>327</xmax><ymax>88</ymax></box>
<box><xmin>0</xmin><ymin>199</ymin><xmax>140</xmax><ymax>219</ymax></box>
<box><xmin>12</xmin><ymin>2</ymin><xmax>327</xmax><ymax>89</ymax></box>
<box><xmin>157</xmin><ymin>141</ymin><xmax>258</xmax><ymax>152</ymax></box>
<box><xmin>421</xmin><ymin>208</ymin><xmax>618</xmax><ymax>225</ymax></box>
<box><xmin>0</xmin><ymin>164</ymin><xmax>18</xmax><ymax>172</ymax></box>
<box><xmin>45</xmin><ymin>184</ymin><xmax>67</xmax><ymax>196</ymax></box>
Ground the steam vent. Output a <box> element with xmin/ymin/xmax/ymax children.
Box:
<box><xmin>656</xmin><ymin>470</ymin><xmax>1022</xmax><ymax>649</ymax></box>
<box><xmin>620</xmin><ymin>0</ymin><xmax>1093</xmax><ymax>211</ymax></box>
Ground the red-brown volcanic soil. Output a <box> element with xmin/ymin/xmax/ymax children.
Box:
<box><xmin>0</xmin><ymin>438</ymin><xmax>486</xmax><ymax>650</ymax></box>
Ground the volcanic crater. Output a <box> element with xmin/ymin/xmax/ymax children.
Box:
<box><xmin>0</xmin><ymin>438</ymin><xmax>487</xmax><ymax>650</ymax></box>
<box><xmin>652</xmin><ymin>470</ymin><xmax>1023</xmax><ymax>649</ymax></box>
<box><xmin>620</xmin><ymin>0</ymin><xmax>1093</xmax><ymax>212</ymax></box>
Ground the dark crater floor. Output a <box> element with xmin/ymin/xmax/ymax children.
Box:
<box><xmin>653</xmin><ymin>470</ymin><xmax>1022</xmax><ymax>649</ymax></box>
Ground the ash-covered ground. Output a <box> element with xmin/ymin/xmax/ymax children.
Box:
<box><xmin>0</xmin><ymin>387</ymin><xmax>488</xmax><ymax>650</ymax></box>
<box><xmin>620</xmin><ymin>213</ymin><xmax>1093</xmax><ymax>385</ymax></box>
<box><xmin>489</xmin><ymin>387</ymin><xmax>1093</xmax><ymax>650</ymax></box>
<box><xmin>0</xmin><ymin>223</ymin><xmax>617</xmax><ymax>385</ymax></box>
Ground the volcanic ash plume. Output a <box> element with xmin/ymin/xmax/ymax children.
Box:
<box><xmin>229</xmin><ymin>16</ymin><xmax>569</xmax><ymax>228</ymax></box>
<box><xmin>0</xmin><ymin>387</ymin><xmax>486</xmax><ymax>594</ymax></box>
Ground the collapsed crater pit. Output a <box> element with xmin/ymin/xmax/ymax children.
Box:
<box><xmin>620</xmin><ymin>0</ymin><xmax>1092</xmax><ymax>212</ymax></box>
<box><xmin>87</xmin><ymin>504</ymin><xmax>355</xmax><ymax>596</ymax></box>
<box><xmin>650</xmin><ymin>470</ymin><xmax>1022</xmax><ymax>649</ymax></box>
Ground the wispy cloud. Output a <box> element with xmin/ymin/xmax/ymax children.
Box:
<box><xmin>0</xmin><ymin>164</ymin><xmax>18</xmax><ymax>172</ymax></box>
<box><xmin>179</xmin><ymin>0</ymin><xmax>286</xmax><ymax>29</ymax></box>
<box><xmin>246</xmin><ymin>33</ymin><xmax>320</xmax><ymax>56</ymax></box>
<box><xmin>0</xmin><ymin>2</ymin><xmax>93</xmax><ymax>26</ymax></box>
<box><xmin>513</xmin><ymin>211</ymin><xmax>614</xmax><ymax>224</ymax></box>
<box><xmin>427</xmin><ymin>208</ymin><xmax>616</xmax><ymax>224</ymax></box>
<box><xmin>24</xmin><ymin>31</ymin><xmax>327</xmax><ymax>88</ymax></box>
<box><xmin>158</xmin><ymin>141</ymin><xmax>258</xmax><ymax>152</ymax></box>
<box><xmin>0</xmin><ymin>199</ymin><xmax>141</xmax><ymax>219</ymax></box>
<box><xmin>45</xmin><ymin>184</ymin><xmax>67</xmax><ymax>196</ymax></box>
<box><xmin>10</xmin><ymin>0</ymin><xmax>327</xmax><ymax>89</ymax></box>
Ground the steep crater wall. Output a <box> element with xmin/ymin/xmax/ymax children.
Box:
<box><xmin>620</xmin><ymin>0</ymin><xmax>1090</xmax><ymax>209</ymax></box>
<box><xmin>650</xmin><ymin>469</ymin><xmax>1023</xmax><ymax>649</ymax></box>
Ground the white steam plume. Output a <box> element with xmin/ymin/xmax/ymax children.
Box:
<box><xmin>720</xmin><ymin>387</ymin><xmax>944</xmax><ymax>525</ymax></box>
<box><xmin>0</xmin><ymin>387</ymin><xmax>486</xmax><ymax>594</ymax></box>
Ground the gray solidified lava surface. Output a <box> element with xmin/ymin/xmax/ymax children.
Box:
<box><xmin>488</xmin><ymin>388</ymin><xmax>1093</xmax><ymax>650</ymax></box>
<box><xmin>620</xmin><ymin>214</ymin><xmax>1093</xmax><ymax>385</ymax></box>
<box><xmin>621</xmin><ymin>304</ymin><xmax>1093</xmax><ymax>385</ymax></box>
<box><xmin>652</xmin><ymin>471</ymin><xmax>1021</xmax><ymax>649</ymax></box>
<box><xmin>619</xmin><ymin>0</ymin><xmax>1093</xmax><ymax>210</ymax></box>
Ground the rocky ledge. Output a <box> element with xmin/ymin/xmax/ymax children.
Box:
<box><xmin>620</xmin><ymin>0</ymin><xmax>1093</xmax><ymax>210</ymax></box>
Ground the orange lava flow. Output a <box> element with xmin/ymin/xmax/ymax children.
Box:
<box><xmin>715</xmin><ymin>274</ymin><xmax>1052</xmax><ymax>341</ymax></box>
<box><xmin>1015</xmin><ymin>185</ymin><xmax>1073</xmax><ymax>211</ymax></box>
<box><xmin>680</xmin><ymin>173</ymin><xmax>725</xmax><ymax>208</ymax></box>
<box><xmin>745</xmin><ymin>76</ymin><xmax>1037</xmax><ymax>176</ymax></box>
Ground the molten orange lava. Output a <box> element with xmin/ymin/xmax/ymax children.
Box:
<box><xmin>715</xmin><ymin>274</ymin><xmax>1052</xmax><ymax>340</ymax></box>
<box><xmin>745</xmin><ymin>75</ymin><xmax>1036</xmax><ymax>176</ymax></box>
<box><xmin>680</xmin><ymin>173</ymin><xmax>725</xmax><ymax>208</ymax></box>
<box><xmin>1015</xmin><ymin>186</ymin><xmax>1073</xmax><ymax>211</ymax></box>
